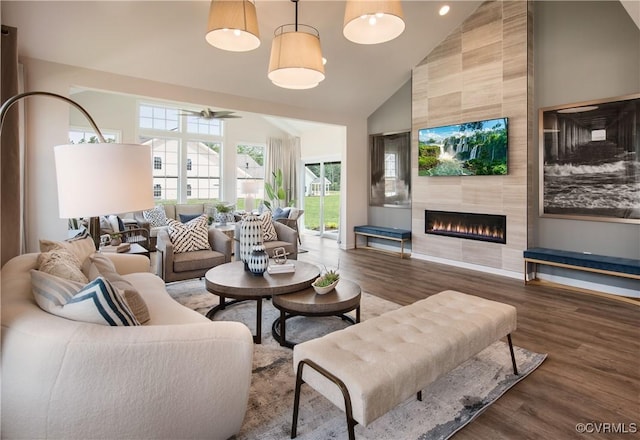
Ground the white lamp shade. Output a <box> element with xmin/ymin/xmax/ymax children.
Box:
<box><xmin>241</xmin><ymin>180</ymin><xmax>258</xmax><ymax>195</ymax></box>
<box><xmin>55</xmin><ymin>143</ymin><xmax>154</xmax><ymax>218</ymax></box>
<box><xmin>268</xmin><ymin>26</ymin><xmax>325</xmax><ymax>90</ymax></box>
<box><xmin>206</xmin><ymin>0</ymin><xmax>260</xmax><ymax>52</ymax></box>
<box><xmin>343</xmin><ymin>0</ymin><xmax>405</xmax><ymax>45</ymax></box>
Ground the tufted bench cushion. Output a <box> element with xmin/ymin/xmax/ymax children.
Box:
<box><xmin>292</xmin><ymin>290</ymin><xmax>517</xmax><ymax>435</ymax></box>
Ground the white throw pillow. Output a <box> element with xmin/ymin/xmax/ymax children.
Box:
<box><xmin>167</xmin><ymin>215</ymin><xmax>211</xmax><ymax>253</ymax></box>
<box><xmin>259</xmin><ymin>210</ymin><xmax>278</xmax><ymax>242</ymax></box>
<box><xmin>31</xmin><ymin>270</ymin><xmax>140</xmax><ymax>326</ymax></box>
<box><xmin>143</xmin><ymin>205</ymin><xmax>168</xmax><ymax>227</ymax></box>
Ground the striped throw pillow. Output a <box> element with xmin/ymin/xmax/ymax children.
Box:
<box><xmin>167</xmin><ymin>215</ymin><xmax>211</xmax><ymax>253</ymax></box>
<box><xmin>31</xmin><ymin>270</ymin><xmax>140</xmax><ymax>326</ymax></box>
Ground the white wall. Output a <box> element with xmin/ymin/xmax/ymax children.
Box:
<box><xmin>21</xmin><ymin>58</ymin><xmax>368</xmax><ymax>252</ymax></box>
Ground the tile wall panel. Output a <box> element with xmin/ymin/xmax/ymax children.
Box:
<box><xmin>412</xmin><ymin>0</ymin><xmax>532</xmax><ymax>274</ymax></box>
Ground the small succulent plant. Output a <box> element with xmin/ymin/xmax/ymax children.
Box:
<box><xmin>314</xmin><ymin>268</ymin><xmax>339</xmax><ymax>287</ymax></box>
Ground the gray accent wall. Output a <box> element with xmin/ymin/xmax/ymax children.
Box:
<box><xmin>534</xmin><ymin>0</ymin><xmax>640</xmax><ymax>259</ymax></box>
<box><xmin>367</xmin><ymin>79</ymin><xmax>412</xmax><ymax>230</ymax></box>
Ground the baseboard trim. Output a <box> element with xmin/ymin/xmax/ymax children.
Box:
<box><xmin>410</xmin><ymin>253</ymin><xmax>521</xmax><ymax>280</ymax></box>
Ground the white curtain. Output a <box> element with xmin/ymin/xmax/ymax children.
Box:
<box><xmin>265</xmin><ymin>136</ymin><xmax>301</xmax><ymax>207</ymax></box>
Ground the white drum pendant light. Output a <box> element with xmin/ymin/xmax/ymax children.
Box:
<box><xmin>206</xmin><ymin>0</ymin><xmax>260</xmax><ymax>52</ymax></box>
<box><xmin>268</xmin><ymin>0</ymin><xmax>325</xmax><ymax>90</ymax></box>
<box><xmin>343</xmin><ymin>0</ymin><xmax>405</xmax><ymax>45</ymax></box>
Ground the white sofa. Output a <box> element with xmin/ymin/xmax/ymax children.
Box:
<box><xmin>1</xmin><ymin>251</ymin><xmax>254</xmax><ymax>440</ymax></box>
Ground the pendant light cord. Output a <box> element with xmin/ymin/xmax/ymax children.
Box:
<box><xmin>293</xmin><ymin>0</ymin><xmax>299</xmax><ymax>32</ymax></box>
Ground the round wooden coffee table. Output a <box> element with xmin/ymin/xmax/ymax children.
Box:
<box><xmin>271</xmin><ymin>279</ymin><xmax>361</xmax><ymax>348</ymax></box>
<box><xmin>205</xmin><ymin>260</ymin><xmax>320</xmax><ymax>343</ymax></box>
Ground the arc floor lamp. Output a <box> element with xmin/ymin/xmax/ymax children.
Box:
<box><xmin>0</xmin><ymin>91</ymin><xmax>154</xmax><ymax>248</ymax></box>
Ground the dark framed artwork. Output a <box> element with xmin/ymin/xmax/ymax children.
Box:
<box><xmin>539</xmin><ymin>93</ymin><xmax>640</xmax><ymax>224</ymax></box>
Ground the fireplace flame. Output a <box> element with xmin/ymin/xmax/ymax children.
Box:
<box><xmin>431</xmin><ymin>221</ymin><xmax>504</xmax><ymax>240</ymax></box>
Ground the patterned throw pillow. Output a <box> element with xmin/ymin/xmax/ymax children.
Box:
<box><xmin>143</xmin><ymin>205</ymin><xmax>168</xmax><ymax>227</ymax></box>
<box><xmin>167</xmin><ymin>215</ymin><xmax>211</xmax><ymax>253</ymax></box>
<box><xmin>260</xmin><ymin>210</ymin><xmax>278</xmax><ymax>242</ymax></box>
<box><xmin>31</xmin><ymin>270</ymin><xmax>140</xmax><ymax>326</ymax></box>
<box><xmin>37</xmin><ymin>248</ymin><xmax>88</xmax><ymax>283</ymax></box>
<box><xmin>87</xmin><ymin>253</ymin><xmax>150</xmax><ymax>324</ymax></box>
<box><xmin>40</xmin><ymin>236</ymin><xmax>96</xmax><ymax>265</ymax></box>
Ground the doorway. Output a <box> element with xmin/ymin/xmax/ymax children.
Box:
<box><xmin>303</xmin><ymin>161</ymin><xmax>341</xmax><ymax>239</ymax></box>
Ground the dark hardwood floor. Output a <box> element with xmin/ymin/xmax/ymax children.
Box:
<box><xmin>297</xmin><ymin>234</ymin><xmax>639</xmax><ymax>439</ymax></box>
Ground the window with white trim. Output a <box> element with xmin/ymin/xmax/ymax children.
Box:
<box><xmin>69</xmin><ymin>128</ymin><xmax>118</xmax><ymax>144</ymax></box>
<box><xmin>139</xmin><ymin>102</ymin><xmax>223</xmax><ymax>204</ymax></box>
<box><xmin>236</xmin><ymin>144</ymin><xmax>265</xmax><ymax>210</ymax></box>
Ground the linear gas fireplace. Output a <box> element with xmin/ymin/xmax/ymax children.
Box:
<box><xmin>425</xmin><ymin>210</ymin><xmax>507</xmax><ymax>244</ymax></box>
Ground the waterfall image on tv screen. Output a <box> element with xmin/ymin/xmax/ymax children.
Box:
<box><xmin>418</xmin><ymin>118</ymin><xmax>508</xmax><ymax>176</ymax></box>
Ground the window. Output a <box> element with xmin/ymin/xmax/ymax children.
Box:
<box><xmin>69</xmin><ymin>128</ymin><xmax>118</xmax><ymax>144</ymax></box>
<box><xmin>236</xmin><ymin>144</ymin><xmax>265</xmax><ymax>210</ymax></box>
<box><xmin>186</xmin><ymin>116</ymin><xmax>222</xmax><ymax>136</ymax></box>
<box><xmin>186</xmin><ymin>141</ymin><xmax>220</xmax><ymax>201</ymax></box>
<box><xmin>145</xmin><ymin>136</ymin><xmax>179</xmax><ymax>203</ymax></box>
<box><xmin>384</xmin><ymin>153</ymin><xmax>397</xmax><ymax>178</ymax></box>
<box><xmin>139</xmin><ymin>102</ymin><xmax>222</xmax><ymax>204</ymax></box>
<box><xmin>153</xmin><ymin>184</ymin><xmax>162</xmax><ymax>198</ymax></box>
<box><xmin>139</xmin><ymin>104</ymin><xmax>179</xmax><ymax>131</ymax></box>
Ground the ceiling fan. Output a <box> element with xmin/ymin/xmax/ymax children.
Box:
<box><xmin>179</xmin><ymin>108</ymin><xmax>241</xmax><ymax>119</ymax></box>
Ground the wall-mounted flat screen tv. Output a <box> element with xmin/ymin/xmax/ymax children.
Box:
<box><xmin>418</xmin><ymin>117</ymin><xmax>508</xmax><ymax>176</ymax></box>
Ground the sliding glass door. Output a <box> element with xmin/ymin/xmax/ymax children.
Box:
<box><xmin>303</xmin><ymin>161</ymin><xmax>341</xmax><ymax>239</ymax></box>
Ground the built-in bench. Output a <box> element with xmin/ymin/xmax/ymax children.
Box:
<box><xmin>523</xmin><ymin>248</ymin><xmax>640</xmax><ymax>286</ymax></box>
<box><xmin>291</xmin><ymin>290</ymin><xmax>518</xmax><ymax>440</ymax></box>
<box><xmin>354</xmin><ymin>225</ymin><xmax>411</xmax><ymax>258</ymax></box>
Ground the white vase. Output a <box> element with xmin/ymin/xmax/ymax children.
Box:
<box><xmin>239</xmin><ymin>214</ymin><xmax>263</xmax><ymax>270</ymax></box>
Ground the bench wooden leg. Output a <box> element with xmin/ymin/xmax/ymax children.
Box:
<box><xmin>292</xmin><ymin>359</ymin><xmax>358</xmax><ymax>440</ymax></box>
<box><xmin>507</xmin><ymin>334</ymin><xmax>519</xmax><ymax>375</ymax></box>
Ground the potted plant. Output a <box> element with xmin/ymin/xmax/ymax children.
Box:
<box><xmin>312</xmin><ymin>268</ymin><xmax>340</xmax><ymax>295</ymax></box>
<box><xmin>215</xmin><ymin>202</ymin><xmax>233</xmax><ymax>226</ymax></box>
<box><xmin>109</xmin><ymin>233</ymin><xmax>123</xmax><ymax>246</ymax></box>
<box><xmin>264</xmin><ymin>169</ymin><xmax>295</xmax><ymax>210</ymax></box>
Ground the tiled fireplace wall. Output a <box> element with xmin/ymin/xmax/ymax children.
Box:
<box><xmin>411</xmin><ymin>0</ymin><xmax>533</xmax><ymax>273</ymax></box>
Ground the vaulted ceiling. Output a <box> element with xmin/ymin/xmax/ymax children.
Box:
<box><xmin>4</xmin><ymin>1</ymin><xmax>638</xmax><ymax>121</ymax></box>
<box><xmin>3</xmin><ymin>1</ymin><xmax>483</xmax><ymax>119</ymax></box>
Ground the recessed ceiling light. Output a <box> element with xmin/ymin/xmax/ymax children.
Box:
<box><xmin>439</xmin><ymin>5</ymin><xmax>450</xmax><ymax>16</ymax></box>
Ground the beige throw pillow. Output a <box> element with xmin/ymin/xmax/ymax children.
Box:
<box><xmin>37</xmin><ymin>249</ymin><xmax>88</xmax><ymax>284</ymax></box>
<box><xmin>40</xmin><ymin>236</ymin><xmax>96</xmax><ymax>265</ymax></box>
<box><xmin>87</xmin><ymin>253</ymin><xmax>151</xmax><ymax>324</ymax></box>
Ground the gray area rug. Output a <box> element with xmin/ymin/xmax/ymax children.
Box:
<box><xmin>166</xmin><ymin>280</ymin><xmax>546</xmax><ymax>440</ymax></box>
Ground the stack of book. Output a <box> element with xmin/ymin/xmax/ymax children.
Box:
<box><xmin>101</xmin><ymin>243</ymin><xmax>131</xmax><ymax>253</ymax></box>
<box><xmin>267</xmin><ymin>262</ymin><xmax>295</xmax><ymax>274</ymax></box>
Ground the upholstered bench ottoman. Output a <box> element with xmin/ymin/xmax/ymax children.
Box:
<box><xmin>291</xmin><ymin>290</ymin><xmax>518</xmax><ymax>439</ymax></box>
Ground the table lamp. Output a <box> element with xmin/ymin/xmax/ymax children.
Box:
<box><xmin>242</xmin><ymin>179</ymin><xmax>257</xmax><ymax>213</ymax></box>
<box><xmin>0</xmin><ymin>91</ymin><xmax>154</xmax><ymax>248</ymax></box>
